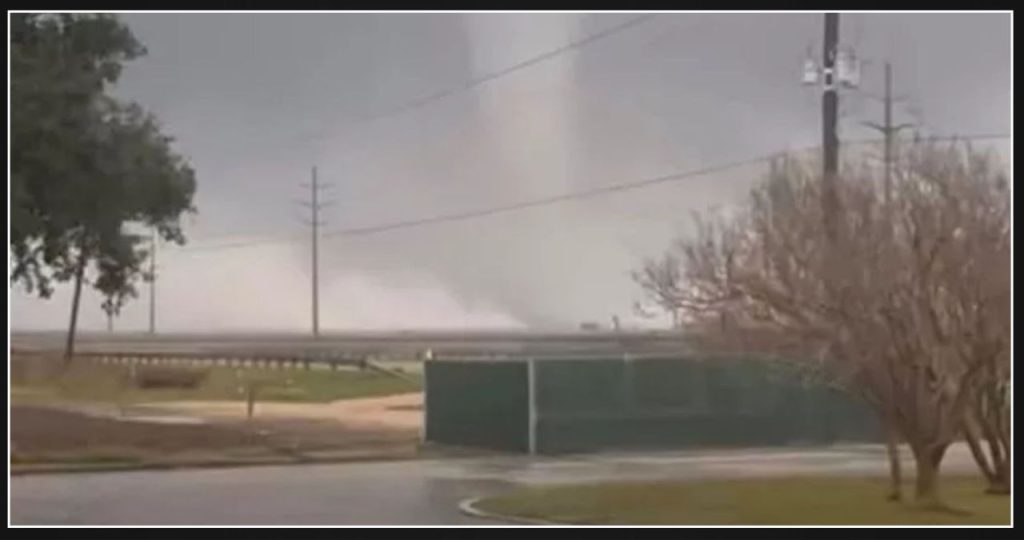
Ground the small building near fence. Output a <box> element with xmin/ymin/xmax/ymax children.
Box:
<box><xmin>423</xmin><ymin>355</ymin><xmax>880</xmax><ymax>455</ymax></box>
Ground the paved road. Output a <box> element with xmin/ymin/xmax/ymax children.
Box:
<box><xmin>10</xmin><ymin>443</ymin><xmax>977</xmax><ymax>525</ymax></box>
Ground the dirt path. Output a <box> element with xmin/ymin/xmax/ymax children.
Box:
<box><xmin>134</xmin><ymin>392</ymin><xmax>423</xmax><ymax>432</ymax></box>
<box><xmin>12</xmin><ymin>393</ymin><xmax>424</xmax><ymax>470</ymax></box>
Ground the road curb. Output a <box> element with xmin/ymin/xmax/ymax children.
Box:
<box><xmin>10</xmin><ymin>452</ymin><xmax>419</xmax><ymax>477</ymax></box>
<box><xmin>457</xmin><ymin>496</ymin><xmax>562</xmax><ymax>526</ymax></box>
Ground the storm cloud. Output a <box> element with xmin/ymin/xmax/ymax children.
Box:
<box><xmin>11</xmin><ymin>12</ymin><xmax>1011</xmax><ymax>332</ymax></box>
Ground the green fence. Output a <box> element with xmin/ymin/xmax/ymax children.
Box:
<box><xmin>423</xmin><ymin>359</ymin><xmax>530</xmax><ymax>452</ymax></box>
<box><xmin>424</xmin><ymin>356</ymin><xmax>880</xmax><ymax>454</ymax></box>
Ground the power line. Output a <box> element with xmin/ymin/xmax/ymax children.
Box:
<box><xmin>170</xmin><ymin>235</ymin><xmax>299</xmax><ymax>253</ymax></box>
<box><xmin>320</xmin><ymin>133</ymin><xmax>1010</xmax><ymax>240</ymax></box>
<box><xmin>158</xmin><ymin>15</ymin><xmax>661</xmax><ymax>259</ymax></box>
<box><xmin>324</xmin><ymin>154</ymin><xmax>775</xmax><ymax>239</ymax></box>
<box><xmin>168</xmin><ymin>132</ymin><xmax>1010</xmax><ymax>254</ymax></box>
<box><xmin>296</xmin><ymin>14</ymin><xmax>657</xmax><ymax>144</ymax></box>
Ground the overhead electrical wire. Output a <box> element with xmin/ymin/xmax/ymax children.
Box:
<box><xmin>169</xmin><ymin>132</ymin><xmax>1010</xmax><ymax>255</ymax></box>
<box><xmin>296</xmin><ymin>14</ymin><xmax>657</xmax><ymax>144</ymax></box>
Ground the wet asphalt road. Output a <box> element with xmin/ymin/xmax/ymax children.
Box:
<box><xmin>10</xmin><ymin>443</ymin><xmax>976</xmax><ymax>525</ymax></box>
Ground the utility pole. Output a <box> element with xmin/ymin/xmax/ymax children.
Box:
<box><xmin>804</xmin><ymin>13</ymin><xmax>860</xmax><ymax>238</ymax></box>
<box><xmin>298</xmin><ymin>167</ymin><xmax>333</xmax><ymax>338</ymax></box>
<box><xmin>311</xmin><ymin>168</ymin><xmax>319</xmax><ymax>338</ymax></box>
<box><xmin>822</xmin><ymin>12</ymin><xmax>841</xmax><ymax>238</ymax></box>
<box><xmin>149</xmin><ymin>229</ymin><xmax>156</xmax><ymax>335</ymax></box>
<box><xmin>861</xmin><ymin>62</ymin><xmax>914</xmax><ymax>208</ymax></box>
<box><xmin>881</xmin><ymin>62</ymin><xmax>895</xmax><ymax>203</ymax></box>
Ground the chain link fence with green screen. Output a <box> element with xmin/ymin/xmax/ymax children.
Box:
<box><xmin>424</xmin><ymin>355</ymin><xmax>880</xmax><ymax>454</ymax></box>
<box><xmin>423</xmin><ymin>359</ymin><xmax>531</xmax><ymax>452</ymax></box>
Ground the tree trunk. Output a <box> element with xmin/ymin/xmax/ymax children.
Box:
<box><xmin>984</xmin><ymin>435</ymin><xmax>1011</xmax><ymax>495</ymax></box>
<box><xmin>986</xmin><ymin>466</ymin><xmax>1010</xmax><ymax>495</ymax></box>
<box><xmin>63</xmin><ymin>249</ymin><xmax>88</xmax><ymax>367</ymax></box>
<box><xmin>963</xmin><ymin>419</ymin><xmax>996</xmax><ymax>483</ymax></box>
<box><xmin>982</xmin><ymin>420</ymin><xmax>1011</xmax><ymax>495</ymax></box>
<box><xmin>965</xmin><ymin>399</ymin><xmax>1012</xmax><ymax>495</ymax></box>
<box><xmin>884</xmin><ymin>421</ymin><xmax>903</xmax><ymax>501</ymax></box>
<box><xmin>912</xmin><ymin>443</ymin><xmax>948</xmax><ymax>508</ymax></box>
<box><xmin>914</xmin><ymin>453</ymin><xmax>939</xmax><ymax>506</ymax></box>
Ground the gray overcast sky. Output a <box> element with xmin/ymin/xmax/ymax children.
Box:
<box><xmin>11</xmin><ymin>12</ymin><xmax>1012</xmax><ymax>332</ymax></box>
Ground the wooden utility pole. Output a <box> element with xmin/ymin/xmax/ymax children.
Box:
<box><xmin>149</xmin><ymin>229</ymin><xmax>157</xmax><ymax>335</ymax></box>
<box><xmin>862</xmin><ymin>62</ymin><xmax>914</xmax><ymax>208</ymax></box>
<box><xmin>311</xmin><ymin>168</ymin><xmax>320</xmax><ymax>337</ymax></box>
<box><xmin>822</xmin><ymin>12</ymin><xmax>841</xmax><ymax>238</ymax></box>
<box><xmin>299</xmin><ymin>167</ymin><xmax>332</xmax><ymax>338</ymax></box>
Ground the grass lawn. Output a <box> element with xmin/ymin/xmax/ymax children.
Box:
<box><xmin>11</xmin><ymin>359</ymin><xmax>422</xmax><ymax>406</ymax></box>
<box><xmin>474</xmin><ymin>476</ymin><xmax>1010</xmax><ymax>525</ymax></box>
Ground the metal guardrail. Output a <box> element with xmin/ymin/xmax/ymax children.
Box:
<box><xmin>10</xmin><ymin>348</ymin><xmax>369</xmax><ymax>370</ymax></box>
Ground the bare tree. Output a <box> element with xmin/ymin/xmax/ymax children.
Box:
<box><xmin>633</xmin><ymin>253</ymin><xmax>687</xmax><ymax>328</ymax></box>
<box><xmin>895</xmin><ymin>143</ymin><xmax>1012</xmax><ymax>496</ymax></box>
<box><xmin>636</xmin><ymin>144</ymin><xmax>1010</xmax><ymax>507</ymax></box>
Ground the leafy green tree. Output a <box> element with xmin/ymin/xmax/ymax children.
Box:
<box><xmin>11</xmin><ymin>14</ymin><xmax>196</xmax><ymax>362</ymax></box>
